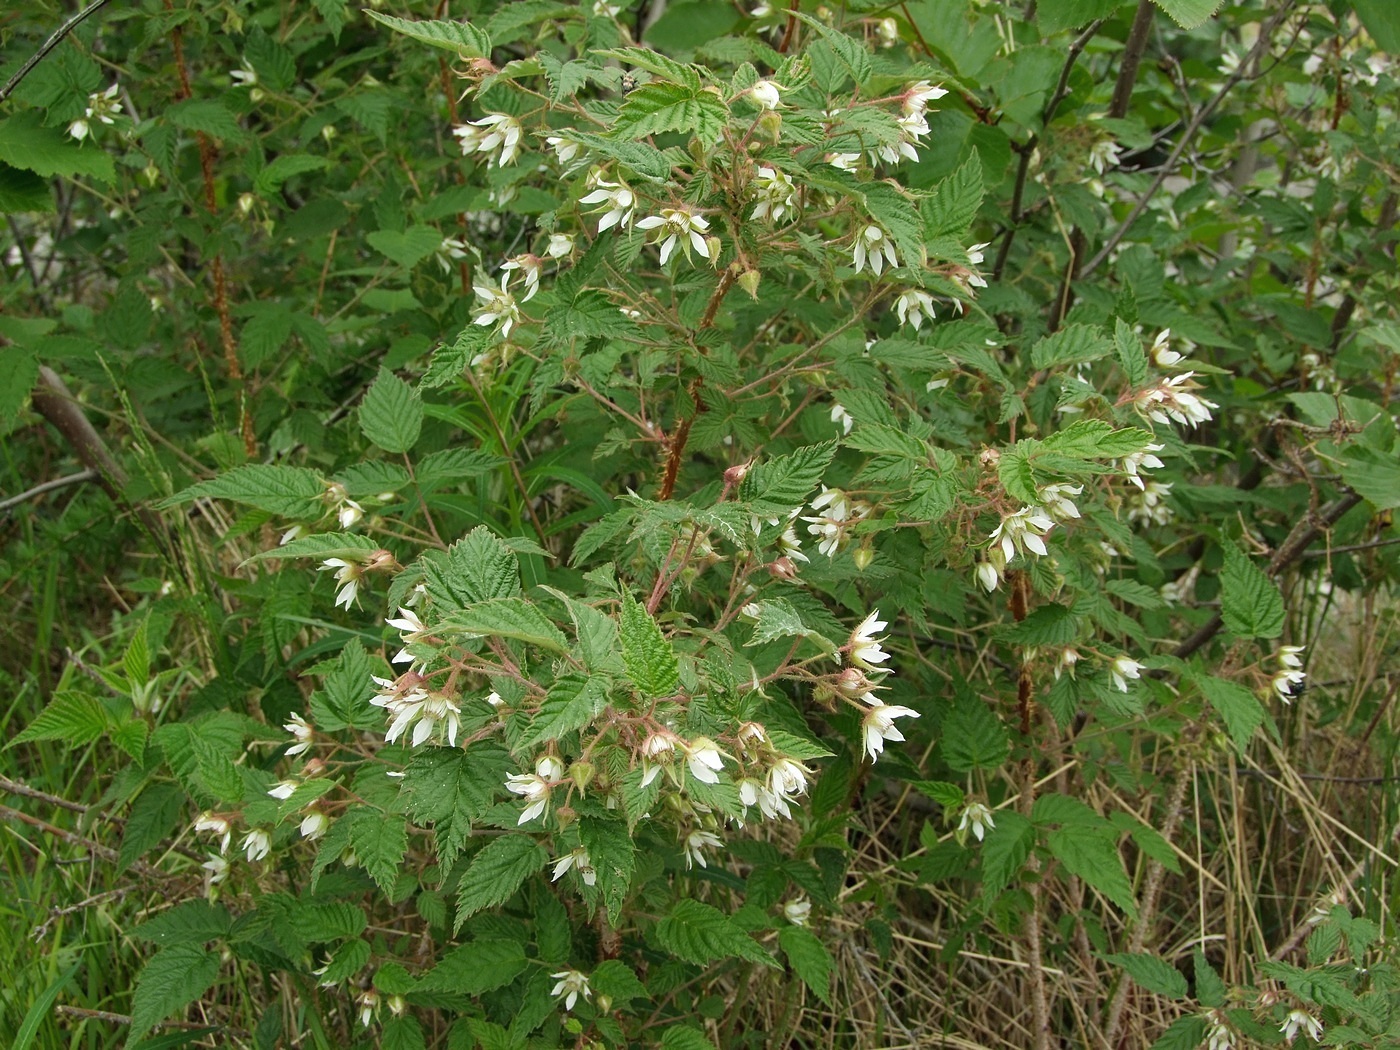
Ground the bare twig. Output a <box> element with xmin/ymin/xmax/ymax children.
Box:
<box><xmin>0</xmin><ymin>775</ymin><xmax>90</xmax><ymax>813</ymax></box>
<box><xmin>0</xmin><ymin>469</ymin><xmax>97</xmax><ymax>514</ymax></box>
<box><xmin>0</xmin><ymin>0</ymin><xmax>111</xmax><ymax>104</ymax></box>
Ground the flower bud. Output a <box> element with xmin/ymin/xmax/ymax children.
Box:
<box><xmin>704</xmin><ymin>235</ymin><xmax>722</xmax><ymax>263</ymax></box>
<box><xmin>554</xmin><ymin>805</ymin><xmax>577</xmax><ymax>829</ymax></box>
<box><xmin>724</xmin><ymin>460</ymin><xmax>751</xmax><ymax>487</ymax></box>
<box><xmin>595</xmin><ymin>993</ymin><xmax>613</xmax><ymax>1016</ymax></box>
<box><xmin>738</xmin><ymin>268</ymin><xmax>762</xmax><ymax>298</ymax></box>
<box><xmin>569</xmin><ymin>760</ymin><xmax>595</xmax><ymax>791</ymax></box>
<box><xmin>979</xmin><ymin>447</ymin><xmax>1001</xmax><ymax>469</ymax></box>
<box><xmin>768</xmin><ymin>556</ymin><xmax>799</xmax><ymax>580</ymax></box>
<box><xmin>852</xmin><ymin>545</ymin><xmax>874</xmax><ymax>571</ymax></box>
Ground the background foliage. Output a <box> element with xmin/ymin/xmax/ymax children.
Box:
<box><xmin>3</xmin><ymin>0</ymin><xmax>1400</xmax><ymax>1048</ymax></box>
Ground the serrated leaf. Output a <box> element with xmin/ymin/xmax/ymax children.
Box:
<box><xmin>998</xmin><ymin>445</ymin><xmax>1040</xmax><ymax>505</ymax></box>
<box><xmin>911</xmin><ymin>780</ymin><xmax>965</xmax><ymax>809</ymax></box>
<box><xmin>162</xmin><ymin>465</ymin><xmax>325</xmax><ymax>519</ymax></box>
<box><xmin>740</xmin><ymin>441</ymin><xmax>835</xmax><ymax>507</ymax></box>
<box><xmin>291</xmin><ymin>902</ymin><xmax>368</xmax><ymax>943</ymax></box>
<box><xmin>1194</xmin><ymin>674</ymin><xmax>1265</xmax><ymax>753</ymax></box>
<box><xmin>367</xmin><ymin>225</ymin><xmax>444</xmax><ymax>270</ymax></box>
<box><xmin>1100</xmin><ymin>952</ymin><xmax>1189</xmax><ymax>998</ymax></box>
<box><xmin>659</xmin><ymin>1027</ymin><xmax>716</xmax><ymax>1050</ymax></box>
<box><xmin>924</xmin><ymin>153</ymin><xmax>984</xmax><ymax>237</ymax></box>
<box><xmin>0</xmin><ymin>160</ymin><xmax>54</xmax><ymax>212</ymax></box>
<box><xmin>119</xmin><ymin>784</ymin><xmax>183</xmax><ymax>873</ymax></box>
<box><xmin>127</xmin><ymin>945</ymin><xmax>221</xmax><ymax>1044</ymax></box>
<box><xmin>863</xmin><ymin>181</ymin><xmax>926</xmax><ymax>269</ymax></box>
<box><xmin>402</xmin><ymin>744</ymin><xmax>509</xmax><ymax>869</ymax></box>
<box><xmin>939</xmin><ymin>696</ymin><xmax>1009</xmax><ymax>772</ymax></box>
<box><xmin>109</xmin><ymin>719</ymin><xmax>149</xmax><ymax>763</ymax></box>
<box><xmin>1146</xmin><ymin>1015</ymin><xmax>1208</xmax><ymax>1050</ymax></box>
<box><xmin>619</xmin><ymin>592</ymin><xmax>679</xmax><ymax>699</ymax></box>
<box><xmin>563</xmin><ymin>130</ymin><xmax>673</xmax><ymax>180</ymax></box>
<box><xmin>590</xmin><ymin>959</ymin><xmax>650</xmax><ymax>1004</ymax></box>
<box><xmin>311</xmin><ymin>638</ymin><xmax>382</xmax><ymax>732</ymax></box>
<box><xmin>319</xmin><ymin>939</ymin><xmax>371</xmax><ymax>984</ymax></box>
<box><xmin>419</xmin><ymin>938</ymin><xmax>527</xmax><ymax>993</ymax></box>
<box><xmin>11</xmin><ymin>691</ymin><xmax>109</xmax><ymax>748</ymax></box>
<box><xmin>167</xmin><ymin>100</ymin><xmax>246</xmax><ymax>141</ymax></box>
<box><xmin>416</xmin><ymin>448</ymin><xmax>504</xmax><ymax>487</ymax></box>
<box><xmin>455</xmin><ymin>834</ymin><xmax>547</xmax><ymax>927</ymax></box>
<box><xmin>655</xmin><ymin>899</ymin><xmax>778</xmax><ymax>968</ymax></box>
<box><xmin>440</xmin><ymin>597</ymin><xmax>570</xmax><ymax>653</ymax></box>
<box><xmin>419</xmin><ymin>527</ymin><xmax>522</xmax><ymax>612</ymax></box>
<box><xmin>1219</xmin><ymin>545</ymin><xmax>1284</xmax><ymax>639</ymax></box>
<box><xmin>0</xmin><ymin>112</ymin><xmax>116</xmax><ymax>184</ymax></box>
<box><xmin>593</xmin><ymin>47</ymin><xmax>703</xmax><ymax>90</ymax></box>
<box><xmin>350</xmin><ymin>807</ymin><xmax>408</xmax><ymax>895</ymax></box>
<box><xmin>1115</xmin><ymin>318</ymin><xmax>1148</xmax><ymax>389</ymax></box>
<box><xmin>1047</xmin><ymin>827</ymin><xmax>1137</xmax><ymax>915</ymax></box>
<box><xmin>845</xmin><ymin>423</ymin><xmax>928</xmax><ymax>461</ymax></box>
<box><xmin>1031</xmin><ymin>324</ymin><xmax>1112</xmax><ymax>371</ymax></box>
<box><xmin>792</xmin><ymin>13</ymin><xmax>871</xmax><ymax>86</ymax></box>
<box><xmin>519</xmin><ymin>675</ymin><xmax>609</xmax><ymax>748</ymax></box>
<box><xmin>364</xmin><ymin>11</ymin><xmax>492</xmax><ymax>57</ymax></box>
<box><xmin>544</xmin><ymin>289</ymin><xmax>643</xmax><ymax>345</ymax></box>
<box><xmin>745</xmin><ymin>599</ymin><xmax>816</xmax><ymax>647</ymax></box>
<box><xmin>1340</xmin><ymin>443</ymin><xmax>1400</xmax><ymax>511</ymax></box>
<box><xmin>1150</xmin><ymin>0</ymin><xmax>1222</xmax><ymax>30</ymax></box>
<box><xmin>131</xmin><ymin>901</ymin><xmax>233</xmax><ymax>946</ymax></box>
<box><xmin>980</xmin><ymin>811</ymin><xmax>1034</xmax><ymax>903</ymax></box>
<box><xmin>254</xmin><ymin>532</ymin><xmax>381</xmax><ymax>564</ymax></box>
<box><xmin>778</xmin><ymin>925</ymin><xmax>834</xmax><ymax>1005</ymax></box>
<box><xmin>578</xmin><ymin>816</ymin><xmax>636</xmax><ymax>917</ymax></box>
<box><xmin>255</xmin><ymin>154</ymin><xmax>328</xmax><ymax>196</ymax></box>
<box><xmin>1193</xmin><ymin>948</ymin><xmax>1227</xmax><ymax>1008</ymax></box>
<box><xmin>612</xmin><ymin>82</ymin><xmax>728</xmax><ymax>146</ymax></box>
<box><xmin>763</xmin><ymin>728</ymin><xmax>834</xmax><ymax>761</ymax></box>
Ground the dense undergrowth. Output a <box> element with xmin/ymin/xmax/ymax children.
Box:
<box><xmin>4</xmin><ymin>0</ymin><xmax>1400</xmax><ymax>1048</ymax></box>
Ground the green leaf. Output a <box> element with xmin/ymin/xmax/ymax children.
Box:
<box><xmin>253</xmin><ymin>532</ymin><xmax>381</xmax><ymax>564</ymax></box>
<box><xmin>419</xmin><ymin>939</ymin><xmax>527</xmax><ymax>994</ymax></box>
<box><xmin>1099</xmin><ymin>952</ymin><xmax>1189</xmax><ymax>998</ymax></box>
<box><xmin>382</xmin><ymin>1017</ymin><xmax>426</xmax><ymax>1050</ymax></box>
<box><xmin>0</xmin><ymin>113</ymin><xmax>116</xmax><ymax>184</ymax></box>
<box><xmin>1114</xmin><ymin>318</ymin><xmax>1148</xmax><ymax>388</ymax></box>
<box><xmin>0</xmin><ymin>161</ymin><xmax>54</xmax><ymax>213</ymax></box>
<box><xmin>863</xmin><ymin>181</ymin><xmax>926</xmax><ymax>270</ymax></box>
<box><xmin>131</xmin><ymin>901</ymin><xmax>232</xmax><ymax>946</ymax></box>
<box><xmin>1193</xmin><ymin>948</ymin><xmax>1227</xmax><ymax>1008</ymax></box>
<box><xmin>318</xmin><ymin>939</ymin><xmax>371</xmax><ymax>984</ymax></box>
<box><xmin>1194</xmin><ymin>674</ymin><xmax>1265</xmax><ymax>753</ymax></box>
<box><xmin>119</xmin><ymin>784</ymin><xmax>183</xmax><ymax>873</ymax></box>
<box><xmin>519</xmin><ymin>674</ymin><xmax>610</xmax><ymax>748</ymax></box>
<box><xmin>979</xmin><ymin>811</ymin><xmax>1034</xmax><ymax>903</ymax></box>
<box><xmin>1150</xmin><ymin>0</ymin><xmax>1222</xmax><ymax>30</ymax></box>
<box><xmin>578</xmin><ymin>817</ymin><xmax>636</xmax><ymax>918</ymax></box>
<box><xmin>590</xmin><ymin>959</ymin><xmax>650</xmax><ymax>1005</ymax></box>
<box><xmin>793</xmin><ymin>13</ymin><xmax>872</xmax><ymax>86</ymax></box>
<box><xmin>1353</xmin><ymin>0</ymin><xmax>1400</xmax><ymax>52</ymax></box>
<box><xmin>924</xmin><ymin>153</ymin><xmax>984</xmax><ymax>237</ymax></box>
<box><xmin>255</xmin><ymin>154</ymin><xmax>329</xmax><ymax>196</ymax></box>
<box><xmin>1046</xmin><ymin>827</ymin><xmax>1137</xmax><ymax>915</ymax></box>
<box><xmin>544</xmin><ymin>289</ymin><xmax>643</xmax><ymax>345</ymax></box>
<box><xmin>1219</xmin><ymin>545</ymin><xmax>1284</xmax><ymax>639</ymax></box>
<box><xmin>167</xmin><ymin>100</ymin><xmax>246</xmax><ymax>141</ymax></box>
<box><xmin>310</xmin><ymin>638</ymin><xmax>382</xmax><ymax>732</ymax></box>
<box><xmin>364</xmin><ymin>11</ymin><xmax>492</xmax><ymax>57</ymax></box>
<box><xmin>123</xmin><ymin>620</ymin><xmax>150</xmax><ymax>687</ymax></box>
<box><xmin>593</xmin><ymin>47</ymin><xmax>703</xmax><ymax>90</ymax></box>
<box><xmin>455</xmin><ymin>834</ymin><xmax>547</xmax><ymax>927</ymax></box>
<box><xmin>1038</xmin><ymin>0</ymin><xmax>1131</xmax><ymax>32</ymax></box>
<box><xmin>1146</xmin><ymin>1016</ymin><xmax>1207</xmax><ymax>1050</ymax></box>
<box><xmin>740</xmin><ymin>441</ymin><xmax>836</xmax><ymax>507</ymax></box>
<box><xmin>655</xmin><ymin>899</ymin><xmax>778</xmax><ymax>968</ymax></box>
<box><xmin>612</xmin><ymin>82</ymin><xmax>729</xmax><ymax>146</ymax></box>
<box><xmin>659</xmin><ymin>1027</ymin><xmax>717</xmax><ymax>1050</ymax></box>
<box><xmin>619</xmin><ymin>592</ymin><xmax>679</xmax><ymax>699</ymax></box>
<box><xmin>1031</xmin><ymin>324</ymin><xmax>1113</xmax><ymax>371</ymax></box>
<box><xmin>419</xmin><ymin>527</ymin><xmax>522</xmax><ymax>612</ymax></box>
<box><xmin>745</xmin><ymin>599</ymin><xmax>818</xmax><ymax>648</ymax></box>
<box><xmin>440</xmin><ymin>597</ymin><xmax>570</xmax><ymax>653</ymax></box>
<box><xmin>11</xmin><ymin>691</ymin><xmax>109</xmax><ymax>748</ymax></box>
<box><xmin>367</xmin><ymin>225</ymin><xmax>444</xmax><ymax>270</ymax></box>
<box><xmin>778</xmin><ymin>925</ymin><xmax>834</xmax><ymax>1005</ymax></box>
<box><xmin>998</xmin><ymin>444</ymin><xmax>1040</xmax><ymax>504</ymax></box>
<box><xmin>563</xmin><ymin>130</ymin><xmax>673</xmax><ymax>180</ymax></box>
<box><xmin>162</xmin><ymin>465</ymin><xmax>325</xmax><ymax>519</ymax></box>
<box><xmin>402</xmin><ymin>744</ymin><xmax>509</xmax><ymax>868</ymax></box>
<box><xmin>845</xmin><ymin>423</ymin><xmax>928</xmax><ymax>461</ymax></box>
<box><xmin>127</xmin><ymin>945</ymin><xmax>221</xmax><ymax>1044</ymax></box>
<box><xmin>1340</xmin><ymin>444</ymin><xmax>1400</xmax><ymax>510</ymax></box>
<box><xmin>939</xmin><ymin>695</ymin><xmax>1009</xmax><ymax>772</ymax></box>
<box><xmin>349</xmin><ymin>807</ymin><xmax>408</xmax><ymax>895</ymax></box>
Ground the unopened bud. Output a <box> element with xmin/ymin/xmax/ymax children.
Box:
<box><xmin>366</xmin><ymin>548</ymin><xmax>399</xmax><ymax>573</ymax></box>
<box><xmin>569</xmin><ymin>761</ymin><xmax>595</xmax><ymax>791</ymax></box>
<box><xmin>724</xmin><ymin>461</ymin><xmax>751</xmax><ymax>487</ymax></box>
<box><xmin>554</xmin><ymin>805</ymin><xmax>577</xmax><ymax>829</ymax></box>
<box><xmin>768</xmin><ymin>556</ymin><xmax>799</xmax><ymax>581</ymax></box>
<box><xmin>595</xmin><ymin>993</ymin><xmax>613</xmax><ymax>1015</ymax></box>
<box><xmin>738</xmin><ymin>268</ymin><xmax>762</xmax><ymax>299</ymax></box>
<box><xmin>852</xmin><ymin>545</ymin><xmax>874</xmax><ymax>571</ymax></box>
<box><xmin>835</xmin><ymin>667</ymin><xmax>872</xmax><ymax>696</ymax></box>
<box><xmin>705</xmin><ymin>235</ymin><xmax>722</xmax><ymax>263</ymax></box>
<box><xmin>979</xmin><ymin>447</ymin><xmax>1001</xmax><ymax>469</ymax></box>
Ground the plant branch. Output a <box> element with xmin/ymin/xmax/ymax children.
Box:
<box><xmin>1108</xmin><ymin>0</ymin><xmax>1155</xmax><ymax>120</ymax></box>
<box><xmin>0</xmin><ymin>469</ymin><xmax>97</xmax><ymax>514</ymax></box>
<box><xmin>0</xmin><ymin>0</ymin><xmax>111</xmax><ymax>104</ymax></box>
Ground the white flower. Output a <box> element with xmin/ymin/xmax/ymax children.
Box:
<box><xmin>552</xmin><ymin>846</ymin><xmax>597</xmax><ymax>886</ymax></box>
<box><xmin>749</xmin><ymin>79</ymin><xmax>782</xmax><ymax>110</ymax></box>
<box><xmin>455</xmin><ymin>113</ymin><xmax>523</xmax><ymax>167</ymax></box>
<box><xmin>860</xmin><ymin>697</ymin><xmax>920</xmax><ymax>762</ymax></box>
<box><xmin>801</xmin><ymin>486</ymin><xmax>870</xmax><ymax>558</ymax></box>
<box><xmin>546</xmin><ymin>232</ymin><xmax>574</xmax><ymax>258</ymax></box>
<box><xmin>357</xmin><ymin>990</ymin><xmax>378</xmax><ymax>1028</ymax></box>
<box><xmin>195</xmin><ymin>812</ymin><xmax>232</xmax><ymax>855</ymax></box>
<box><xmin>1272</xmin><ymin>645</ymin><xmax>1307</xmax><ymax>703</ymax></box>
<box><xmin>957</xmin><ymin>801</ymin><xmax>996</xmax><ymax>842</ymax></box>
<box><xmin>904</xmin><ymin>80</ymin><xmax>948</xmax><ymax>117</ymax></box>
<box><xmin>472</xmin><ymin>273</ymin><xmax>521</xmax><ymax>338</ymax></box>
<box><xmin>1134</xmin><ymin>372</ymin><xmax>1218</xmax><ymax>428</ymax></box>
<box><xmin>550</xmin><ymin>969</ymin><xmax>592</xmax><ymax>1011</ymax></box>
<box><xmin>319</xmin><ymin>558</ymin><xmax>363</xmax><ymax>610</ymax></box>
<box><xmin>500</xmin><ymin>254</ymin><xmax>542</xmax><ymax>301</ymax></box>
<box><xmin>284</xmin><ymin>712</ymin><xmax>313</xmax><ymax>756</ymax></box>
<box><xmin>1127</xmin><ymin>480</ymin><xmax>1174</xmax><ymax>526</ymax></box>
<box><xmin>1149</xmin><ymin>328</ymin><xmax>1185</xmax><ymax>368</ymax></box>
<box><xmin>895</xmin><ymin>288</ymin><xmax>937</xmax><ymax>331</ymax></box>
<box><xmin>545</xmin><ymin>135</ymin><xmax>581</xmax><ymax>166</ymax></box>
<box><xmin>435</xmin><ymin>235</ymin><xmax>470</xmax><ymax>274</ymax></box>
<box><xmin>68</xmin><ymin>83</ymin><xmax>122</xmax><ymax>141</ymax></box>
<box><xmin>371</xmin><ymin>682</ymin><xmax>462</xmax><ymax>749</ymax></box>
<box><xmin>267</xmin><ymin>779</ymin><xmax>298</xmax><ymax>801</ymax></box>
<box><xmin>976</xmin><ymin>559</ymin><xmax>1002</xmax><ymax>593</ymax></box>
<box><xmin>385</xmin><ymin>607</ymin><xmax>429</xmax><ymax>665</ymax></box>
<box><xmin>242</xmin><ymin>828</ymin><xmax>271</xmax><ymax>863</ymax></box>
<box><xmin>1204</xmin><ymin>1009</ymin><xmax>1234</xmax><ymax>1050</ymax></box>
<box><xmin>1278</xmin><ymin>644</ymin><xmax>1305</xmax><ymax>670</ymax></box>
<box><xmin>783</xmin><ymin>897</ymin><xmax>812</xmax><ymax>926</ymax></box>
<box><xmin>768</xmin><ymin>758</ymin><xmax>810</xmax><ymax>803</ymax></box>
<box><xmin>336</xmin><ymin>499</ymin><xmax>364</xmax><ymax>529</ymax></box>
<box><xmin>750</xmin><ymin>166</ymin><xmax>797</xmax><ymax>223</ymax></box>
<box><xmin>1088</xmin><ymin>137</ymin><xmax>1121</xmax><ymax>175</ymax></box>
<box><xmin>684</xmin><ymin>737</ymin><xmax>725</xmax><ymax>784</ymax></box>
<box><xmin>849</xmin><ymin>611</ymin><xmax>892</xmax><ymax>671</ymax></box>
<box><xmin>1120</xmin><ymin>444</ymin><xmax>1165</xmax><ymax>490</ymax></box>
<box><xmin>505</xmin><ymin>771</ymin><xmax>553</xmax><ymax>825</ymax></box>
<box><xmin>683</xmin><ymin>829</ymin><xmax>724</xmax><ymax>869</ymax></box>
<box><xmin>989</xmin><ymin>506</ymin><xmax>1055</xmax><ymax>562</ymax></box>
<box><xmin>830</xmin><ymin>402</ymin><xmax>854</xmax><ymax>434</ymax></box>
<box><xmin>1278</xmin><ymin>1009</ymin><xmax>1323</xmax><ymax>1045</ymax></box>
<box><xmin>1110</xmin><ymin>656</ymin><xmax>1143</xmax><ymax>693</ymax></box>
<box><xmin>1054</xmin><ymin>648</ymin><xmax>1080</xmax><ymax>680</ymax></box>
<box><xmin>579</xmin><ymin>172</ymin><xmax>635</xmax><ymax>232</ymax></box>
<box><xmin>874</xmin><ymin>17</ymin><xmax>899</xmax><ymax>47</ymax></box>
<box><xmin>826</xmin><ymin>151</ymin><xmax>861</xmax><ymax>172</ymax></box>
<box><xmin>1037</xmin><ymin>483</ymin><xmax>1083</xmax><ymax>521</ymax></box>
<box><xmin>279</xmin><ymin>525</ymin><xmax>304</xmax><ymax>546</ymax></box>
<box><xmin>202</xmin><ymin>854</ymin><xmax>229</xmax><ymax>884</ymax></box>
<box><xmin>230</xmin><ymin>63</ymin><xmax>258</xmax><ymax>89</ymax></box>
<box><xmin>635</xmin><ymin>206</ymin><xmax>712</xmax><ymax>265</ymax></box>
<box><xmin>300</xmin><ymin>810</ymin><xmax>330</xmax><ymax>840</ymax></box>
<box><xmin>852</xmin><ymin>225</ymin><xmax>899</xmax><ymax>276</ymax></box>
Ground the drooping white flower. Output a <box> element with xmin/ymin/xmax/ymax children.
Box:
<box><xmin>545</xmin><ymin>135</ymin><xmax>581</xmax><ymax>166</ymax></box>
<box><xmin>371</xmin><ymin>679</ymin><xmax>462</xmax><ymax>749</ymax></box>
<box><xmin>749</xmin><ymin>79</ymin><xmax>783</xmax><ymax>110</ymax></box>
<box><xmin>319</xmin><ymin>558</ymin><xmax>364</xmax><ymax>610</ymax></box>
<box><xmin>357</xmin><ymin>990</ymin><xmax>378</xmax><ymax>1028</ymax></box>
<box><xmin>552</xmin><ymin>846</ymin><xmax>597</xmax><ymax>886</ymax></box>
<box><xmin>385</xmin><ymin>607</ymin><xmax>429</xmax><ymax>665</ymax></box>
<box><xmin>830</xmin><ymin>402</ymin><xmax>854</xmax><ymax>435</ymax></box>
<box><xmin>860</xmin><ymin>697</ymin><xmax>920</xmax><ymax>762</ymax></box>
<box><xmin>826</xmin><ymin>151</ymin><xmax>861</xmax><ymax>172</ymax></box>
<box><xmin>639</xmin><ymin>730</ymin><xmax>679</xmax><ymax>787</ymax></box>
<box><xmin>1149</xmin><ymin>329</ymin><xmax>1185</xmax><ymax>368</ymax></box>
<box><xmin>895</xmin><ymin>288</ymin><xmax>937</xmax><ymax>331</ymax></box>
<box><xmin>852</xmin><ymin>224</ymin><xmax>899</xmax><ymax>276</ymax></box>
<box><xmin>957</xmin><ymin>801</ymin><xmax>996</xmax><ymax>842</ymax></box>
<box><xmin>1037</xmin><ymin>483</ymin><xmax>1084</xmax><ymax>521</ymax></box>
<box><xmin>1088</xmin><ymin>136</ymin><xmax>1121</xmax><ymax>175</ymax></box>
<box><xmin>768</xmin><ymin>758</ymin><xmax>810</xmax><ymax>804</ymax></box>
<box><xmin>1134</xmin><ymin>372</ymin><xmax>1218</xmax><ymax>428</ymax></box>
<box><xmin>472</xmin><ymin>273</ymin><xmax>521</xmax><ymax>338</ymax></box>
<box><xmin>1278</xmin><ymin>1009</ymin><xmax>1323</xmax><ymax>1045</ymax></box>
<box><xmin>500</xmin><ymin>254</ymin><xmax>542</xmax><ymax>301</ymax></box>
<box><xmin>202</xmin><ymin>853</ymin><xmax>229</xmax><ymax>884</ymax></box>
<box><xmin>783</xmin><ymin>897</ymin><xmax>812</xmax><ymax>926</ymax></box>
<box><xmin>546</xmin><ymin>232</ymin><xmax>574</xmax><ymax>258</ymax></box>
<box><xmin>300</xmin><ymin>810</ymin><xmax>330</xmax><ymax>840</ymax></box>
<box><xmin>267</xmin><ymin>779</ymin><xmax>298</xmax><ymax>801</ymax></box>
<box><xmin>242</xmin><ymin>828</ymin><xmax>271</xmax><ymax>863</ymax></box>
<box><xmin>1272</xmin><ymin>645</ymin><xmax>1307</xmax><ymax>703</ymax></box>
<box><xmin>578</xmin><ymin>172</ymin><xmax>636</xmax><ymax>232</ymax></box>
<box><xmin>68</xmin><ymin>83</ymin><xmax>122</xmax><ymax>141</ymax></box>
<box><xmin>1120</xmin><ymin>444</ymin><xmax>1166</xmax><ymax>490</ymax></box>
<box><xmin>976</xmin><ymin>559</ymin><xmax>1002</xmax><ymax>593</ymax></box>
<box><xmin>749</xmin><ymin>166</ymin><xmax>797</xmax><ymax>223</ymax></box>
<box><xmin>635</xmin><ymin>206</ymin><xmax>712</xmax><ymax>265</ymax></box>
<box><xmin>230</xmin><ymin>63</ymin><xmax>258</xmax><ymax>89</ymax></box>
<box><xmin>454</xmin><ymin>113</ymin><xmax>523</xmax><ymax>167</ymax></box>
<box><xmin>989</xmin><ymin>506</ymin><xmax>1055</xmax><ymax>563</ymax></box>
<box><xmin>284</xmin><ymin>712</ymin><xmax>313</xmax><ymax>756</ymax></box>
<box><xmin>195</xmin><ymin>812</ymin><xmax>232</xmax><ymax>855</ymax></box>
<box><xmin>505</xmin><ymin>762</ymin><xmax>555</xmax><ymax>825</ymax></box>
<box><xmin>904</xmin><ymin>80</ymin><xmax>949</xmax><ymax>117</ymax></box>
<box><xmin>550</xmin><ymin>969</ymin><xmax>592</xmax><ymax>1011</ymax></box>
<box><xmin>1204</xmin><ymin>1009</ymin><xmax>1235</xmax><ymax>1050</ymax></box>
<box><xmin>683</xmin><ymin>829</ymin><xmax>724</xmax><ymax>869</ymax></box>
<box><xmin>1109</xmin><ymin>655</ymin><xmax>1144</xmax><ymax>693</ymax></box>
<box><xmin>848</xmin><ymin>611</ymin><xmax>892</xmax><ymax>671</ymax></box>
<box><xmin>684</xmin><ymin>737</ymin><xmax>725</xmax><ymax>784</ymax></box>
<box><xmin>1054</xmin><ymin>648</ymin><xmax>1080</xmax><ymax>680</ymax></box>
<box><xmin>801</xmin><ymin>486</ymin><xmax>870</xmax><ymax>558</ymax></box>
<box><xmin>1127</xmin><ymin>480</ymin><xmax>1174</xmax><ymax>526</ymax></box>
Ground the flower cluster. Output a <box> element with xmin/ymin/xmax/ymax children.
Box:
<box><xmin>1133</xmin><ymin>372</ymin><xmax>1218</xmax><ymax>428</ymax></box>
<box><xmin>453</xmin><ymin>113</ymin><xmax>523</xmax><ymax>167</ymax></box>
<box><xmin>802</xmin><ymin>486</ymin><xmax>871</xmax><ymax>558</ymax></box>
<box><xmin>370</xmin><ymin>672</ymin><xmax>462</xmax><ymax>748</ymax></box>
<box><xmin>68</xmin><ymin>84</ymin><xmax>123</xmax><ymax>141</ymax></box>
<box><xmin>978</xmin><ymin>505</ymin><xmax>1055</xmax><ymax>592</ymax></box>
<box><xmin>1271</xmin><ymin>645</ymin><xmax>1306</xmax><ymax>703</ymax></box>
<box><xmin>749</xmin><ymin>166</ymin><xmax>797</xmax><ymax>223</ymax></box>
